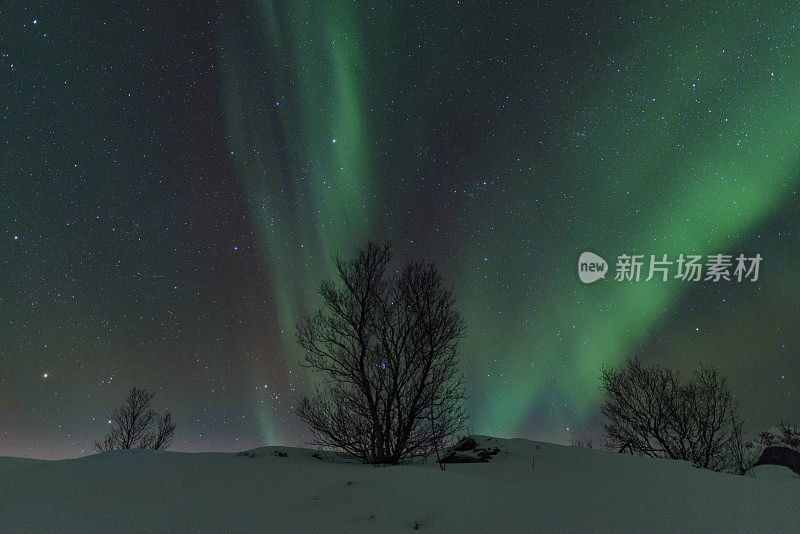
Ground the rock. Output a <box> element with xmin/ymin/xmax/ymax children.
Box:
<box><xmin>441</xmin><ymin>436</ymin><xmax>501</xmax><ymax>463</ymax></box>
<box><xmin>754</xmin><ymin>446</ymin><xmax>800</xmax><ymax>475</ymax></box>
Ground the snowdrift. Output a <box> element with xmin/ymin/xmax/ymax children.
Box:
<box><xmin>1</xmin><ymin>436</ymin><xmax>798</xmax><ymax>533</ymax></box>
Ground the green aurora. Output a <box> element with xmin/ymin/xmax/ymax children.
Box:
<box><xmin>217</xmin><ymin>2</ymin><xmax>800</xmax><ymax>443</ymax></box>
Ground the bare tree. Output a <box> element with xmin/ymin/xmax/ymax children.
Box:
<box><xmin>95</xmin><ymin>387</ymin><xmax>175</xmax><ymax>452</ymax></box>
<box><xmin>570</xmin><ymin>432</ymin><xmax>595</xmax><ymax>449</ymax></box>
<box><xmin>600</xmin><ymin>358</ymin><xmax>744</xmax><ymax>473</ymax></box>
<box><xmin>296</xmin><ymin>242</ymin><xmax>467</xmax><ymax>464</ymax></box>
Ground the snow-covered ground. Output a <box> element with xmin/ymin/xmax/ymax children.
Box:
<box><xmin>1</xmin><ymin>436</ymin><xmax>798</xmax><ymax>533</ymax></box>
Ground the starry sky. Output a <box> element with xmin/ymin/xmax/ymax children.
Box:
<box><xmin>2</xmin><ymin>2</ymin><xmax>799</xmax><ymax>460</ymax></box>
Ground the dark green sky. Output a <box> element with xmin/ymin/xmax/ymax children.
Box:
<box><xmin>1</xmin><ymin>1</ymin><xmax>798</xmax><ymax>459</ymax></box>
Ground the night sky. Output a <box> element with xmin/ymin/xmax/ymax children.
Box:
<box><xmin>2</xmin><ymin>2</ymin><xmax>799</xmax><ymax>460</ymax></box>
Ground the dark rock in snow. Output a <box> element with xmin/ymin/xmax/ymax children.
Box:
<box><xmin>755</xmin><ymin>446</ymin><xmax>800</xmax><ymax>475</ymax></box>
<box><xmin>441</xmin><ymin>436</ymin><xmax>501</xmax><ymax>463</ymax></box>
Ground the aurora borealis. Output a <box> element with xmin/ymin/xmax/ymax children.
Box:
<box><xmin>2</xmin><ymin>2</ymin><xmax>799</xmax><ymax>459</ymax></box>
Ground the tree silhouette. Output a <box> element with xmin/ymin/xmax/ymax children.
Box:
<box><xmin>600</xmin><ymin>358</ymin><xmax>744</xmax><ymax>472</ymax></box>
<box><xmin>296</xmin><ymin>242</ymin><xmax>467</xmax><ymax>464</ymax></box>
<box><xmin>94</xmin><ymin>387</ymin><xmax>175</xmax><ymax>452</ymax></box>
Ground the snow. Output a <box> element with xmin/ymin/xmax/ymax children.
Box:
<box><xmin>751</xmin><ymin>464</ymin><xmax>800</xmax><ymax>480</ymax></box>
<box><xmin>1</xmin><ymin>436</ymin><xmax>798</xmax><ymax>533</ymax></box>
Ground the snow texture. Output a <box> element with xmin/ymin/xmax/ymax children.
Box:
<box><xmin>1</xmin><ymin>436</ymin><xmax>798</xmax><ymax>533</ymax></box>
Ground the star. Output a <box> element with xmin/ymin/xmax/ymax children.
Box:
<box><xmin>2</xmin><ymin>0</ymin><xmax>798</xmax><ymax>462</ymax></box>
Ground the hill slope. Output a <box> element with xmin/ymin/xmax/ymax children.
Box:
<box><xmin>1</xmin><ymin>436</ymin><xmax>798</xmax><ymax>533</ymax></box>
